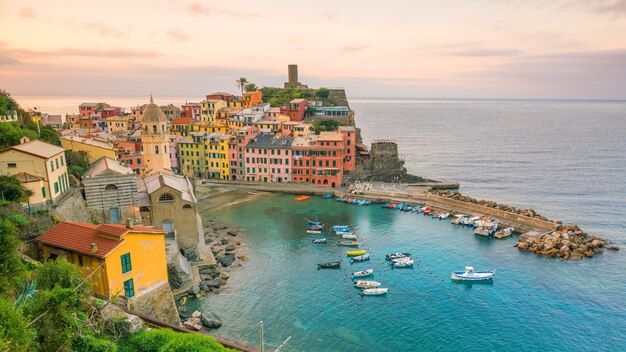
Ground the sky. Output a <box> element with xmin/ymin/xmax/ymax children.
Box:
<box><xmin>1</xmin><ymin>0</ymin><xmax>626</xmax><ymax>99</ymax></box>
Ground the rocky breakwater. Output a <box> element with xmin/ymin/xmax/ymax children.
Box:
<box><xmin>515</xmin><ymin>225</ymin><xmax>619</xmax><ymax>260</ymax></box>
<box><xmin>429</xmin><ymin>189</ymin><xmax>552</xmax><ymax>221</ymax></box>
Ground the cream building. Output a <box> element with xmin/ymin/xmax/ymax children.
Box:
<box><xmin>140</xmin><ymin>98</ymin><xmax>172</xmax><ymax>175</ymax></box>
<box><xmin>0</xmin><ymin>138</ymin><xmax>70</xmax><ymax>204</ymax></box>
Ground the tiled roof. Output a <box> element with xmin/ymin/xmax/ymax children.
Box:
<box><xmin>1</xmin><ymin>140</ymin><xmax>65</xmax><ymax>159</ymax></box>
<box><xmin>247</xmin><ymin>134</ymin><xmax>293</xmax><ymax>149</ymax></box>
<box><xmin>172</xmin><ymin>117</ymin><xmax>193</xmax><ymax>124</ymax></box>
<box><xmin>84</xmin><ymin>157</ymin><xmax>134</xmax><ymax>177</ymax></box>
<box><xmin>37</xmin><ymin>222</ymin><xmax>166</xmax><ymax>258</ymax></box>
<box><xmin>136</xmin><ymin>172</ymin><xmax>197</xmax><ymax>203</ymax></box>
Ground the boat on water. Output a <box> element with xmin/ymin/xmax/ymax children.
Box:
<box><xmin>392</xmin><ymin>258</ymin><xmax>415</xmax><ymax>268</ymax></box>
<box><xmin>494</xmin><ymin>227</ymin><xmax>514</xmax><ymax>239</ymax></box>
<box><xmin>318</xmin><ymin>261</ymin><xmax>341</xmax><ymax>269</ymax></box>
<box><xmin>350</xmin><ymin>254</ymin><xmax>370</xmax><ymax>262</ymax></box>
<box><xmin>312</xmin><ymin>238</ymin><xmax>327</xmax><ymax>244</ymax></box>
<box><xmin>322</xmin><ymin>193</ymin><xmax>333</xmax><ymax>199</ymax></box>
<box><xmin>462</xmin><ymin>216</ymin><xmax>481</xmax><ymax>226</ymax></box>
<box><xmin>346</xmin><ymin>249</ymin><xmax>366</xmax><ymax>256</ymax></box>
<box><xmin>416</xmin><ymin>206</ymin><xmax>426</xmax><ymax>213</ymax></box>
<box><xmin>247</xmin><ymin>191</ymin><xmax>257</xmax><ymax>195</ymax></box>
<box><xmin>306</xmin><ymin>229</ymin><xmax>322</xmax><ymax>234</ymax></box>
<box><xmin>361</xmin><ymin>288</ymin><xmax>389</xmax><ymax>296</ymax></box>
<box><xmin>438</xmin><ymin>213</ymin><xmax>450</xmax><ymax>219</ymax></box>
<box><xmin>474</xmin><ymin>218</ymin><xmax>499</xmax><ymax>236</ymax></box>
<box><xmin>353</xmin><ymin>280</ymin><xmax>381</xmax><ymax>289</ymax></box>
<box><xmin>386</xmin><ymin>202</ymin><xmax>398</xmax><ymax>209</ymax></box>
<box><xmin>352</xmin><ymin>268</ymin><xmax>374</xmax><ymax>277</ymax></box>
<box><xmin>451</xmin><ymin>266</ymin><xmax>495</xmax><ymax>281</ymax></box>
<box><xmin>451</xmin><ymin>214</ymin><xmax>467</xmax><ymax>224</ymax></box>
<box><xmin>423</xmin><ymin>207</ymin><xmax>432</xmax><ymax>215</ymax></box>
<box><xmin>334</xmin><ymin>229</ymin><xmax>352</xmax><ymax>236</ymax></box>
<box><xmin>342</xmin><ymin>234</ymin><xmax>357</xmax><ymax>240</ymax></box>
<box><xmin>386</xmin><ymin>252</ymin><xmax>411</xmax><ymax>260</ymax></box>
<box><xmin>295</xmin><ymin>195</ymin><xmax>311</xmax><ymax>201</ymax></box>
<box><xmin>338</xmin><ymin>240</ymin><xmax>359</xmax><ymax>247</ymax></box>
<box><xmin>336</xmin><ymin>197</ymin><xmax>346</xmax><ymax>202</ymax></box>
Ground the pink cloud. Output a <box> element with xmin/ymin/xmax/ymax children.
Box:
<box><xmin>18</xmin><ymin>7</ymin><xmax>36</xmax><ymax>18</ymax></box>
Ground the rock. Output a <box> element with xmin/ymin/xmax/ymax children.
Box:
<box><xmin>181</xmin><ymin>247</ymin><xmax>200</xmax><ymax>262</ymax></box>
<box><xmin>225</xmin><ymin>244</ymin><xmax>236</xmax><ymax>251</ymax></box>
<box><xmin>569</xmin><ymin>252</ymin><xmax>583</xmax><ymax>260</ymax></box>
<box><xmin>201</xmin><ymin>311</ymin><xmax>222</xmax><ymax>329</ymax></box>
<box><xmin>594</xmin><ymin>248</ymin><xmax>604</xmax><ymax>254</ymax></box>
<box><xmin>221</xmin><ymin>239</ymin><xmax>230</xmax><ymax>245</ymax></box>
<box><xmin>192</xmin><ymin>310</ymin><xmax>202</xmax><ymax>318</ymax></box>
<box><xmin>200</xmin><ymin>284</ymin><xmax>209</xmax><ymax>292</ymax></box>
<box><xmin>220</xmin><ymin>279</ymin><xmax>228</xmax><ymax>285</ymax></box>
<box><xmin>220</xmin><ymin>271</ymin><xmax>230</xmax><ymax>280</ymax></box>
<box><xmin>200</xmin><ymin>267</ymin><xmax>220</xmax><ymax>277</ymax></box>
<box><xmin>235</xmin><ymin>241</ymin><xmax>241</xmax><ymax>245</ymax></box>
<box><xmin>516</xmin><ymin>242</ymin><xmax>529</xmax><ymax>250</ymax></box>
<box><xmin>591</xmin><ymin>239</ymin><xmax>605</xmax><ymax>248</ymax></box>
<box><xmin>201</xmin><ymin>278</ymin><xmax>221</xmax><ymax>288</ymax></box>
<box><xmin>218</xmin><ymin>253</ymin><xmax>236</xmax><ymax>267</ymax></box>
<box><xmin>584</xmin><ymin>250</ymin><xmax>594</xmax><ymax>257</ymax></box>
<box><xmin>205</xmin><ymin>238</ymin><xmax>213</xmax><ymax>244</ymax></box>
<box><xmin>188</xmin><ymin>284</ymin><xmax>200</xmax><ymax>295</ymax></box>
<box><xmin>227</xmin><ymin>230</ymin><xmax>238</xmax><ymax>236</ymax></box>
<box><xmin>559</xmin><ymin>245</ymin><xmax>570</xmax><ymax>253</ymax></box>
<box><xmin>184</xmin><ymin>320</ymin><xmax>201</xmax><ymax>331</ymax></box>
<box><xmin>167</xmin><ymin>263</ymin><xmax>184</xmax><ymax>289</ymax></box>
<box><xmin>608</xmin><ymin>245</ymin><xmax>620</xmax><ymax>251</ymax></box>
<box><xmin>101</xmin><ymin>305</ymin><xmax>144</xmax><ymax>338</ymax></box>
<box><xmin>237</xmin><ymin>255</ymin><xmax>248</xmax><ymax>261</ymax></box>
<box><xmin>578</xmin><ymin>245</ymin><xmax>588</xmax><ymax>253</ymax></box>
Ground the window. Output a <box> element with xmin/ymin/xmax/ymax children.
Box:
<box><xmin>123</xmin><ymin>278</ymin><xmax>135</xmax><ymax>298</ymax></box>
<box><xmin>155</xmin><ymin>146</ymin><xmax>159</xmax><ymax>154</ymax></box>
<box><xmin>7</xmin><ymin>163</ymin><xmax>16</xmax><ymax>168</ymax></box>
<box><xmin>51</xmin><ymin>161</ymin><xmax>55</xmax><ymax>171</ymax></box>
<box><xmin>104</xmin><ymin>184</ymin><xmax>118</xmax><ymax>191</ymax></box>
<box><xmin>42</xmin><ymin>187</ymin><xmax>46</xmax><ymax>197</ymax></box>
<box><xmin>137</xmin><ymin>158</ymin><xmax>141</xmax><ymax>164</ymax></box>
<box><xmin>182</xmin><ymin>204</ymin><xmax>192</xmax><ymax>210</ymax></box>
<box><xmin>56</xmin><ymin>159</ymin><xmax>59</xmax><ymax>169</ymax></box>
<box><xmin>158</xmin><ymin>193</ymin><xmax>174</xmax><ymax>202</ymax></box>
<box><xmin>121</xmin><ymin>253</ymin><xmax>132</xmax><ymax>273</ymax></box>
<box><xmin>78</xmin><ymin>255</ymin><xmax>83</xmax><ymax>266</ymax></box>
<box><xmin>54</xmin><ymin>182</ymin><xmax>59</xmax><ymax>193</ymax></box>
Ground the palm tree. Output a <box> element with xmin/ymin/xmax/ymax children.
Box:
<box><xmin>235</xmin><ymin>77</ymin><xmax>248</xmax><ymax>96</ymax></box>
<box><xmin>244</xmin><ymin>83</ymin><xmax>258</xmax><ymax>92</ymax></box>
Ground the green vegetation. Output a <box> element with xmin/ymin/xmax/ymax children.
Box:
<box><xmin>235</xmin><ymin>77</ymin><xmax>248</xmax><ymax>96</ymax></box>
<box><xmin>120</xmin><ymin>329</ymin><xmax>237</xmax><ymax>352</ymax></box>
<box><xmin>312</xmin><ymin>119</ymin><xmax>344</xmax><ymax>134</ymax></box>
<box><xmin>315</xmin><ymin>87</ymin><xmax>330</xmax><ymax>99</ymax></box>
<box><xmin>244</xmin><ymin>83</ymin><xmax>258</xmax><ymax>92</ymax></box>
<box><xmin>65</xmin><ymin>150</ymin><xmax>90</xmax><ymax>178</ymax></box>
<box><xmin>0</xmin><ymin>90</ymin><xmax>60</xmax><ymax>148</ymax></box>
<box><xmin>261</xmin><ymin>86</ymin><xmax>312</xmax><ymax>107</ymax></box>
<box><xmin>0</xmin><ymin>123</ymin><xmax>38</xmax><ymax>149</ymax></box>
<box><xmin>0</xmin><ymin>175</ymin><xmax>33</xmax><ymax>204</ymax></box>
<box><xmin>0</xmin><ymin>89</ymin><xmax>19</xmax><ymax>115</ymax></box>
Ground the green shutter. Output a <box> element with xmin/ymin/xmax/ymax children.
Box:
<box><xmin>123</xmin><ymin>278</ymin><xmax>135</xmax><ymax>298</ymax></box>
<box><xmin>121</xmin><ymin>253</ymin><xmax>132</xmax><ymax>273</ymax></box>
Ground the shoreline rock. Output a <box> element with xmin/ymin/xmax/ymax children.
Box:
<box><xmin>514</xmin><ymin>225</ymin><xmax>611</xmax><ymax>260</ymax></box>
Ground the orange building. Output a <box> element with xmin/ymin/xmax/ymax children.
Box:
<box><xmin>242</xmin><ymin>91</ymin><xmax>263</xmax><ymax>108</ymax></box>
<box><xmin>292</xmin><ymin>131</ymin><xmax>345</xmax><ymax>188</ymax></box>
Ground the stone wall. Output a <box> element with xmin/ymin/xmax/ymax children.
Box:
<box><xmin>51</xmin><ymin>188</ymin><xmax>93</xmax><ymax>222</ymax></box>
<box><xmin>348</xmin><ymin>141</ymin><xmax>424</xmax><ymax>182</ymax></box>
<box><xmin>129</xmin><ymin>281</ymin><xmax>181</xmax><ymax>326</ymax></box>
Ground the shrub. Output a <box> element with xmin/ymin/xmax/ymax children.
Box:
<box><xmin>34</xmin><ymin>258</ymin><xmax>88</xmax><ymax>292</ymax></box>
<box><xmin>121</xmin><ymin>329</ymin><xmax>234</xmax><ymax>352</ymax></box>
<box><xmin>0</xmin><ymin>298</ymin><xmax>35</xmax><ymax>351</ymax></box>
<box><xmin>0</xmin><ymin>219</ymin><xmax>24</xmax><ymax>292</ymax></box>
<box><xmin>73</xmin><ymin>335</ymin><xmax>118</xmax><ymax>352</ymax></box>
<box><xmin>7</xmin><ymin>214</ymin><xmax>30</xmax><ymax>228</ymax></box>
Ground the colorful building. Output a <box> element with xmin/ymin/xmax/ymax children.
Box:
<box><xmin>339</xmin><ymin>126</ymin><xmax>357</xmax><ymax>172</ymax></box>
<box><xmin>200</xmin><ymin>99</ymin><xmax>227</xmax><ymax>125</ymax></box>
<box><xmin>242</xmin><ymin>90</ymin><xmax>262</xmax><ymax>108</ymax></box>
<box><xmin>292</xmin><ymin>131</ymin><xmax>344</xmax><ymax>187</ymax></box>
<box><xmin>280</xmin><ymin>98</ymin><xmax>308</xmax><ymax>122</ymax></box>
<box><xmin>228</xmin><ymin>126</ymin><xmax>258</xmax><ymax>180</ymax></box>
<box><xmin>245</xmin><ymin>135</ymin><xmax>293</xmax><ymax>183</ymax></box>
<box><xmin>181</xmin><ymin>103</ymin><xmax>201</xmax><ymax>120</ymax></box>
<box><xmin>37</xmin><ymin>221</ymin><xmax>168</xmax><ymax>300</ymax></box>
<box><xmin>106</xmin><ymin>115</ymin><xmax>132</xmax><ymax>134</ymax></box>
<box><xmin>205</xmin><ymin>92</ymin><xmax>235</xmax><ymax>102</ymax></box>
<box><xmin>140</xmin><ymin>98</ymin><xmax>172</xmax><ymax>175</ymax></box>
<box><xmin>60</xmin><ymin>136</ymin><xmax>118</xmax><ymax>162</ymax></box>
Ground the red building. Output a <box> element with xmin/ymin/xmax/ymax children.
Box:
<box><xmin>205</xmin><ymin>92</ymin><xmax>235</xmax><ymax>102</ymax></box>
<box><xmin>280</xmin><ymin>99</ymin><xmax>308</xmax><ymax>122</ymax></box>
<box><xmin>339</xmin><ymin>126</ymin><xmax>356</xmax><ymax>172</ymax></box>
<box><xmin>181</xmin><ymin>103</ymin><xmax>201</xmax><ymax>120</ymax></box>
<box><xmin>101</xmin><ymin>107</ymin><xmax>122</xmax><ymax>119</ymax></box>
<box><xmin>291</xmin><ymin>132</ymin><xmax>344</xmax><ymax>188</ymax></box>
<box><xmin>114</xmin><ymin>140</ymin><xmax>143</xmax><ymax>174</ymax></box>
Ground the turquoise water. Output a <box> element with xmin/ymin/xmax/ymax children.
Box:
<box><xmin>198</xmin><ymin>195</ymin><xmax>625</xmax><ymax>351</ymax></box>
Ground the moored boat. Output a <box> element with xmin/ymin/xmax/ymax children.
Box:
<box><xmin>352</xmin><ymin>268</ymin><xmax>374</xmax><ymax>277</ymax></box>
<box><xmin>247</xmin><ymin>191</ymin><xmax>257</xmax><ymax>195</ymax></box>
<box><xmin>312</xmin><ymin>238</ymin><xmax>327</xmax><ymax>244</ymax></box>
<box><xmin>295</xmin><ymin>195</ymin><xmax>310</xmax><ymax>201</ymax></box>
<box><xmin>342</xmin><ymin>234</ymin><xmax>357</xmax><ymax>240</ymax></box>
<box><xmin>338</xmin><ymin>240</ymin><xmax>359</xmax><ymax>247</ymax></box>
<box><xmin>322</xmin><ymin>193</ymin><xmax>333</xmax><ymax>199</ymax></box>
<box><xmin>353</xmin><ymin>280</ymin><xmax>381</xmax><ymax>289</ymax></box>
<box><xmin>306</xmin><ymin>229</ymin><xmax>322</xmax><ymax>234</ymax></box>
<box><xmin>451</xmin><ymin>266</ymin><xmax>495</xmax><ymax>281</ymax></box>
<box><xmin>474</xmin><ymin>218</ymin><xmax>499</xmax><ymax>236</ymax></box>
<box><xmin>451</xmin><ymin>214</ymin><xmax>467</xmax><ymax>224</ymax></box>
<box><xmin>346</xmin><ymin>249</ymin><xmax>366</xmax><ymax>257</ymax></box>
<box><xmin>462</xmin><ymin>216</ymin><xmax>481</xmax><ymax>226</ymax></box>
<box><xmin>318</xmin><ymin>261</ymin><xmax>341</xmax><ymax>269</ymax></box>
<box><xmin>385</xmin><ymin>252</ymin><xmax>411</xmax><ymax>260</ymax></box>
<box><xmin>349</xmin><ymin>254</ymin><xmax>370</xmax><ymax>262</ymax></box>
<box><xmin>361</xmin><ymin>288</ymin><xmax>389</xmax><ymax>296</ymax></box>
<box><xmin>423</xmin><ymin>207</ymin><xmax>432</xmax><ymax>215</ymax></box>
<box><xmin>438</xmin><ymin>213</ymin><xmax>450</xmax><ymax>220</ymax></box>
<box><xmin>494</xmin><ymin>227</ymin><xmax>514</xmax><ymax>239</ymax></box>
<box><xmin>392</xmin><ymin>258</ymin><xmax>415</xmax><ymax>268</ymax></box>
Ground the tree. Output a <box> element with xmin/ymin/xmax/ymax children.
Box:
<box><xmin>313</xmin><ymin>119</ymin><xmax>340</xmax><ymax>134</ymax></box>
<box><xmin>0</xmin><ymin>123</ymin><xmax>37</xmax><ymax>149</ymax></box>
<box><xmin>34</xmin><ymin>258</ymin><xmax>89</xmax><ymax>293</ymax></box>
<box><xmin>0</xmin><ymin>298</ymin><xmax>35</xmax><ymax>351</ymax></box>
<box><xmin>65</xmin><ymin>150</ymin><xmax>90</xmax><ymax>178</ymax></box>
<box><xmin>315</xmin><ymin>87</ymin><xmax>330</xmax><ymax>99</ymax></box>
<box><xmin>0</xmin><ymin>219</ymin><xmax>25</xmax><ymax>293</ymax></box>
<box><xmin>0</xmin><ymin>175</ymin><xmax>33</xmax><ymax>203</ymax></box>
<box><xmin>244</xmin><ymin>83</ymin><xmax>258</xmax><ymax>92</ymax></box>
<box><xmin>235</xmin><ymin>77</ymin><xmax>248</xmax><ymax>96</ymax></box>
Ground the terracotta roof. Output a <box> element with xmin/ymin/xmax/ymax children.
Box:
<box><xmin>172</xmin><ymin>117</ymin><xmax>193</xmax><ymax>124</ymax></box>
<box><xmin>37</xmin><ymin>222</ymin><xmax>166</xmax><ymax>258</ymax></box>
<box><xmin>1</xmin><ymin>140</ymin><xmax>65</xmax><ymax>159</ymax></box>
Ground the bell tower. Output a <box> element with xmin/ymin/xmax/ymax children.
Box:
<box><xmin>140</xmin><ymin>96</ymin><xmax>172</xmax><ymax>175</ymax></box>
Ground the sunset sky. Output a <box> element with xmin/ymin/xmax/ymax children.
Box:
<box><xmin>1</xmin><ymin>0</ymin><xmax>626</xmax><ymax>99</ymax></box>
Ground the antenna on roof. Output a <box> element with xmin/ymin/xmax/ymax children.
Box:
<box><xmin>150</xmin><ymin>92</ymin><xmax>154</xmax><ymax>104</ymax></box>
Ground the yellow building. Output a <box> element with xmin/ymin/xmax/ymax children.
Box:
<box><xmin>178</xmin><ymin>132</ymin><xmax>230</xmax><ymax>179</ymax></box>
<box><xmin>106</xmin><ymin>115</ymin><xmax>132</xmax><ymax>134</ymax></box>
<box><xmin>60</xmin><ymin>136</ymin><xmax>117</xmax><ymax>162</ymax></box>
<box><xmin>200</xmin><ymin>99</ymin><xmax>227</xmax><ymax>125</ymax></box>
<box><xmin>0</xmin><ymin>138</ymin><xmax>70</xmax><ymax>205</ymax></box>
<box><xmin>140</xmin><ymin>98</ymin><xmax>172</xmax><ymax>175</ymax></box>
<box><xmin>178</xmin><ymin>135</ymin><xmax>204</xmax><ymax>178</ymax></box>
<box><xmin>206</xmin><ymin>133</ymin><xmax>230</xmax><ymax>180</ymax></box>
<box><xmin>37</xmin><ymin>221</ymin><xmax>168</xmax><ymax>300</ymax></box>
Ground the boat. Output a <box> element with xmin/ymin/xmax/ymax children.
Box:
<box><xmin>350</xmin><ymin>254</ymin><xmax>370</xmax><ymax>262</ymax></box>
<box><xmin>386</xmin><ymin>202</ymin><xmax>397</xmax><ymax>209</ymax></box>
<box><xmin>336</xmin><ymin>197</ymin><xmax>346</xmax><ymax>202</ymax></box>
<box><xmin>342</xmin><ymin>234</ymin><xmax>357</xmax><ymax>240</ymax></box>
<box><xmin>474</xmin><ymin>218</ymin><xmax>499</xmax><ymax>236</ymax></box>
<box><xmin>322</xmin><ymin>193</ymin><xmax>333</xmax><ymax>199</ymax></box>
<box><xmin>306</xmin><ymin>229</ymin><xmax>322</xmax><ymax>234</ymax></box>
<box><xmin>451</xmin><ymin>266</ymin><xmax>495</xmax><ymax>281</ymax></box>
<box><xmin>307</xmin><ymin>220</ymin><xmax>324</xmax><ymax>227</ymax></box>
<box><xmin>363</xmin><ymin>200</ymin><xmax>372</xmax><ymax>205</ymax></box>
<box><xmin>353</xmin><ymin>280</ymin><xmax>381</xmax><ymax>289</ymax></box>
<box><xmin>438</xmin><ymin>213</ymin><xmax>450</xmax><ymax>220</ymax></box>
<box><xmin>462</xmin><ymin>216</ymin><xmax>481</xmax><ymax>226</ymax></box>
<box><xmin>494</xmin><ymin>227</ymin><xmax>514</xmax><ymax>239</ymax></box>
<box><xmin>391</xmin><ymin>256</ymin><xmax>414</xmax><ymax>263</ymax></box>
<box><xmin>312</xmin><ymin>238</ymin><xmax>327</xmax><ymax>244</ymax></box>
<box><xmin>352</xmin><ymin>268</ymin><xmax>374</xmax><ymax>277</ymax></box>
<box><xmin>381</xmin><ymin>202</ymin><xmax>392</xmax><ymax>208</ymax></box>
<box><xmin>385</xmin><ymin>252</ymin><xmax>411</xmax><ymax>260</ymax></box>
<box><xmin>451</xmin><ymin>214</ymin><xmax>467</xmax><ymax>224</ymax></box>
<box><xmin>361</xmin><ymin>288</ymin><xmax>389</xmax><ymax>296</ymax></box>
<box><xmin>346</xmin><ymin>249</ymin><xmax>366</xmax><ymax>256</ymax></box>
<box><xmin>247</xmin><ymin>191</ymin><xmax>257</xmax><ymax>195</ymax></box>
<box><xmin>294</xmin><ymin>195</ymin><xmax>310</xmax><ymax>201</ymax></box>
<box><xmin>338</xmin><ymin>240</ymin><xmax>359</xmax><ymax>247</ymax></box>
<box><xmin>392</xmin><ymin>203</ymin><xmax>404</xmax><ymax>210</ymax></box>
<box><xmin>417</xmin><ymin>206</ymin><xmax>426</xmax><ymax>213</ymax></box>
<box><xmin>423</xmin><ymin>207</ymin><xmax>432</xmax><ymax>215</ymax></box>
<box><xmin>318</xmin><ymin>261</ymin><xmax>341</xmax><ymax>269</ymax></box>
<box><xmin>392</xmin><ymin>258</ymin><xmax>415</xmax><ymax>268</ymax></box>
<box><xmin>332</xmin><ymin>224</ymin><xmax>350</xmax><ymax>229</ymax></box>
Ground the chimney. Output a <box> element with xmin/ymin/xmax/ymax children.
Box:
<box><xmin>125</xmin><ymin>218</ymin><xmax>133</xmax><ymax>229</ymax></box>
<box><xmin>90</xmin><ymin>243</ymin><xmax>98</xmax><ymax>254</ymax></box>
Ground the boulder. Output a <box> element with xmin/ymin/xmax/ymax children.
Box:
<box><xmin>183</xmin><ymin>320</ymin><xmax>202</xmax><ymax>331</ymax></box>
<box><xmin>201</xmin><ymin>278</ymin><xmax>221</xmax><ymax>289</ymax></box>
<box><xmin>181</xmin><ymin>247</ymin><xmax>200</xmax><ymax>262</ymax></box>
<box><xmin>569</xmin><ymin>252</ymin><xmax>583</xmax><ymax>260</ymax></box>
<box><xmin>211</xmin><ymin>246</ymin><xmax>221</xmax><ymax>254</ymax></box>
<box><xmin>594</xmin><ymin>248</ymin><xmax>604</xmax><ymax>254</ymax></box>
<box><xmin>559</xmin><ymin>245</ymin><xmax>570</xmax><ymax>253</ymax></box>
<box><xmin>584</xmin><ymin>250</ymin><xmax>594</xmax><ymax>257</ymax></box>
<box><xmin>227</xmin><ymin>230</ymin><xmax>238</xmax><ymax>236</ymax></box>
<box><xmin>591</xmin><ymin>239</ymin><xmax>605</xmax><ymax>248</ymax></box>
<box><xmin>200</xmin><ymin>267</ymin><xmax>220</xmax><ymax>277</ymax></box>
<box><xmin>608</xmin><ymin>245</ymin><xmax>620</xmax><ymax>251</ymax></box>
<box><xmin>578</xmin><ymin>245</ymin><xmax>588</xmax><ymax>253</ymax></box>
<box><xmin>218</xmin><ymin>253</ymin><xmax>236</xmax><ymax>267</ymax></box>
<box><xmin>220</xmin><ymin>271</ymin><xmax>230</xmax><ymax>280</ymax></box>
<box><xmin>192</xmin><ymin>310</ymin><xmax>201</xmax><ymax>318</ymax></box>
<box><xmin>225</xmin><ymin>244</ymin><xmax>236</xmax><ymax>251</ymax></box>
<box><xmin>516</xmin><ymin>242</ymin><xmax>529</xmax><ymax>250</ymax></box>
<box><xmin>188</xmin><ymin>284</ymin><xmax>200</xmax><ymax>295</ymax></box>
<box><xmin>167</xmin><ymin>263</ymin><xmax>184</xmax><ymax>289</ymax></box>
<box><xmin>221</xmin><ymin>239</ymin><xmax>230</xmax><ymax>245</ymax></box>
<box><xmin>201</xmin><ymin>311</ymin><xmax>222</xmax><ymax>329</ymax></box>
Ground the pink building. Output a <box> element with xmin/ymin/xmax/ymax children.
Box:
<box><xmin>228</xmin><ymin>126</ymin><xmax>258</xmax><ymax>180</ymax></box>
<box><xmin>280</xmin><ymin>99</ymin><xmax>308</xmax><ymax>122</ymax></box>
<box><xmin>339</xmin><ymin>126</ymin><xmax>357</xmax><ymax>172</ymax></box>
<box><xmin>264</xmin><ymin>107</ymin><xmax>281</xmax><ymax>121</ymax></box>
<box><xmin>244</xmin><ymin>134</ymin><xmax>294</xmax><ymax>183</ymax></box>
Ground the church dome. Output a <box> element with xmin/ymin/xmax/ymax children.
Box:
<box><xmin>142</xmin><ymin>97</ymin><xmax>167</xmax><ymax>123</ymax></box>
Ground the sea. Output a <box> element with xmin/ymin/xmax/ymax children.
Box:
<box><xmin>14</xmin><ymin>96</ymin><xmax>626</xmax><ymax>351</ymax></box>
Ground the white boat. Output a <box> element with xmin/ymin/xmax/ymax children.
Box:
<box><xmin>494</xmin><ymin>227</ymin><xmax>514</xmax><ymax>239</ymax></box>
<box><xmin>350</xmin><ymin>254</ymin><xmax>370</xmax><ymax>262</ymax></box>
<box><xmin>352</xmin><ymin>268</ymin><xmax>374</xmax><ymax>277</ymax></box>
<box><xmin>474</xmin><ymin>219</ymin><xmax>499</xmax><ymax>236</ymax></box>
<box><xmin>335</xmin><ymin>230</ymin><xmax>352</xmax><ymax>236</ymax></box>
<box><xmin>312</xmin><ymin>238</ymin><xmax>327</xmax><ymax>244</ymax></box>
<box><xmin>451</xmin><ymin>214</ymin><xmax>467</xmax><ymax>224</ymax></box>
<box><xmin>385</xmin><ymin>252</ymin><xmax>411</xmax><ymax>260</ymax></box>
<box><xmin>306</xmin><ymin>229</ymin><xmax>322</xmax><ymax>234</ymax></box>
<box><xmin>451</xmin><ymin>266</ymin><xmax>495</xmax><ymax>281</ymax></box>
<box><xmin>391</xmin><ymin>256</ymin><xmax>414</xmax><ymax>263</ymax></box>
<box><xmin>461</xmin><ymin>216</ymin><xmax>481</xmax><ymax>226</ymax></box>
<box><xmin>392</xmin><ymin>258</ymin><xmax>415</xmax><ymax>268</ymax></box>
<box><xmin>438</xmin><ymin>213</ymin><xmax>450</xmax><ymax>219</ymax></box>
<box><xmin>332</xmin><ymin>225</ymin><xmax>350</xmax><ymax>230</ymax></box>
<box><xmin>341</xmin><ymin>234</ymin><xmax>357</xmax><ymax>240</ymax></box>
<box><xmin>361</xmin><ymin>288</ymin><xmax>389</xmax><ymax>296</ymax></box>
<box><xmin>353</xmin><ymin>280</ymin><xmax>381</xmax><ymax>289</ymax></box>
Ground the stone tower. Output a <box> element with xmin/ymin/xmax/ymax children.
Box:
<box><xmin>285</xmin><ymin>64</ymin><xmax>304</xmax><ymax>88</ymax></box>
<box><xmin>140</xmin><ymin>96</ymin><xmax>172</xmax><ymax>175</ymax></box>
